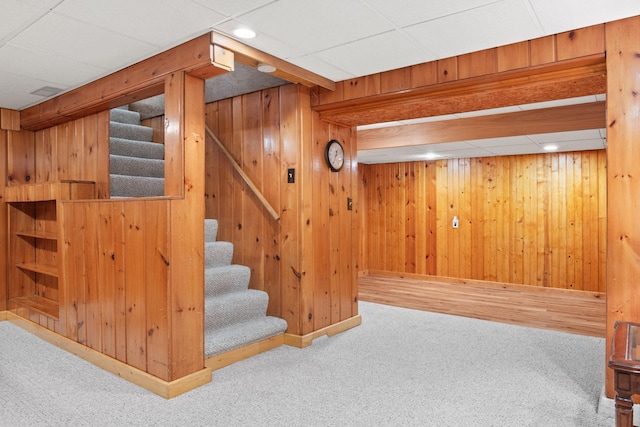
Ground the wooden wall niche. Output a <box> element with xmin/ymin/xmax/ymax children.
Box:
<box><xmin>360</xmin><ymin>150</ymin><xmax>607</xmax><ymax>293</ymax></box>
<box><xmin>205</xmin><ymin>84</ymin><xmax>358</xmax><ymax>336</ymax></box>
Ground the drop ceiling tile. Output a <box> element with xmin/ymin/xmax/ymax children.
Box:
<box><xmin>215</xmin><ymin>19</ymin><xmax>307</xmax><ymax>60</ymax></box>
<box><xmin>228</xmin><ymin>0</ymin><xmax>394</xmax><ymax>54</ymax></box>
<box><xmin>363</xmin><ymin>0</ymin><xmax>497</xmax><ymax>27</ymax></box>
<box><xmin>469</xmin><ymin>135</ymin><xmax>533</xmax><ymax>148</ymax></box>
<box><xmin>551</xmin><ymin>138</ymin><xmax>605</xmax><ymax>152</ymax></box>
<box><xmin>484</xmin><ymin>144</ymin><xmax>544</xmax><ymax>156</ymax></box>
<box><xmin>315</xmin><ymin>30</ymin><xmax>436</xmax><ymax>78</ymax></box>
<box><xmin>528</xmin><ymin>129</ymin><xmax>603</xmax><ymax>143</ymax></box>
<box><xmin>437</xmin><ymin>147</ymin><xmax>495</xmax><ymax>158</ymax></box>
<box><xmin>287</xmin><ymin>54</ymin><xmax>353</xmax><ymax>81</ymax></box>
<box><xmin>54</xmin><ymin>0</ymin><xmax>227</xmax><ymax>47</ymax></box>
<box><xmin>192</xmin><ymin>0</ymin><xmax>275</xmax><ymax>17</ymax></box>
<box><xmin>0</xmin><ymin>89</ymin><xmax>42</xmax><ymax>110</ymax></box>
<box><xmin>0</xmin><ymin>0</ymin><xmax>43</xmax><ymax>41</ymax></box>
<box><xmin>420</xmin><ymin>141</ymin><xmax>480</xmax><ymax>151</ymax></box>
<box><xmin>10</xmin><ymin>12</ymin><xmax>158</xmax><ymax>70</ymax></box>
<box><xmin>0</xmin><ymin>44</ymin><xmax>106</xmax><ymax>86</ymax></box>
<box><xmin>405</xmin><ymin>0</ymin><xmax>542</xmax><ymax>58</ymax></box>
<box><xmin>530</xmin><ymin>0</ymin><xmax>640</xmax><ymax>35</ymax></box>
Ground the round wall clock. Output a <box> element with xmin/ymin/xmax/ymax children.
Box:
<box><xmin>325</xmin><ymin>139</ymin><xmax>345</xmax><ymax>172</ymax></box>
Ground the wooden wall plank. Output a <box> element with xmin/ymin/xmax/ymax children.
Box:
<box><xmin>605</xmin><ymin>16</ymin><xmax>640</xmax><ymax>397</ymax></box>
<box><xmin>360</xmin><ymin>150</ymin><xmax>606</xmax><ymax>292</ymax></box>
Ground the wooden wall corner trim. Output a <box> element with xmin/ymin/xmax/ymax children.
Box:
<box><xmin>7</xmin><ymin>315</ymin><xmax>212</xmax><ymax>398</ymax></box>
<box><xmin>284</xmin><ymin>314</ymin><xmax>362</xmax><ymax>348</ymax></box>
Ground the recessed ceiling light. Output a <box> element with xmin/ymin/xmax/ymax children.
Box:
<box><xmin>543</xmin><ymin>144</ymin><xmax>559</xmax><ymax>151</ymax></box>
<box><xmin>233</xmin><ymin>28</ymin><xmax>256</xmax><ymax>39</ymax></box>
<box><xmin>423</xmin><ymin>153</ymin><xmax>441</xmax><ymax>160</ymax></box>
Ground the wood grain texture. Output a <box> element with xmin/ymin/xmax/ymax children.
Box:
<box><xmin>359</xmin><ymin>271</ymin><xmax>605</xmax><ymax>337</ymax></box>
<box><xmin>205</xmin><ymin>85</ymin><xmax>358</xmax><ymax>335</ymax></box>
<box><xmin>312</xmin><ymin>25</ymin><xmax>606</xmax><ymax>127</ymax></box>
<box><xmin>360</xmin><ymin>151</ymin><xmax>606</xmax><ymax>292</ymax></box>
<box><xmin>604</xmin><ymin>15</ymin><xmax>640</xmax><ymax>399</ymax></box>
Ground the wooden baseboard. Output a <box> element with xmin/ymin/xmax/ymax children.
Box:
<box><xmin>284</xmin><ymin>314</ymin><xmax>363</xmax><ymax>348</ymax></box>
<box><xmin>0</xmin><ymin>310</ymin><xmax>8</xmax><ymax>321</ymax></box>
<box><xmin>6</xmin><ymin>313</ymin><xmax>212</xmax><ymax>399</ymax></box>
<box><xmin>205</xmin><ymin>334</ymin><xmax>284</xmax><ymax>371</ymax></box>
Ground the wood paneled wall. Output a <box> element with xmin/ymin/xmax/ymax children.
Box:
<box><xmin>59</xmin><ymin>199</ymin><xmax>173</xmax><ymax>380</ymax></box>
<box><xmin>360</xmin><ymin>150</ymin><xmax>606</xmax><ymax>293</ymax></box>
<box><xmin>204</xmin><ymin>84</ymin><xmax>358</xmax><ymax>336</ymax></box>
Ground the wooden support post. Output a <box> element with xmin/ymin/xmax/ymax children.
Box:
<box><xmin>605</xmin><ymin>15</ymin><xmax>640</xmax><ymax>397</ymax></box>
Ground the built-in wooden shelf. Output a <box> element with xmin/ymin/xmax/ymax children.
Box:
<box><xmin>4</xmin><ymin>180</ymin><xmax>96</xmax><ymax>202</ymax></box>
<box><xmin>10</xmin><ymin>295</ymin><xmax>59</xmax><ymax>319</ymax></box>
<box><xmin>16</xmin><ymin>230</ymin><xmax>58</xmax><ymax>241</ymax></box>
<box><xmin>16</xmin><ymin>262</ymin><xmax>58</xmax><ymax>278</ymax></box>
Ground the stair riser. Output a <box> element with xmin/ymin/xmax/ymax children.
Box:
<box><xmin>110</xmin><ymin>175</ymin><xmax>164</xmax><ymax>198</ymax></box>
<box><xmin>110</xmin><ymin>121</ymin><xmax>154</xmax><ymax>141</ymax></box>
<box><xmin>110</xmin><ymin>155</ymin><xmax>164</xmax><ymax>178</ymax></box>
<box><xmin>205</xmin><ymin>242</ymin><xmax>233</xmax><ymax>268</ymax></box>
<box><xmin>110</xmin><ymin>137</ymin><xmax>165</xmax><ymax>160</ymax></box>
<box><xmin>110</xmin><ymin>108</ymin><xmax>140</xmax><ymax>125</ymax></box>
<box><xmin>204</xmin><ymin>291</ymin><xmax>268</xmax><ymax>330</ymax></box>
<box><xmin>205</xmin><ymin>265</ymin><xmax>250</xmax><ymax>296</ymax></box>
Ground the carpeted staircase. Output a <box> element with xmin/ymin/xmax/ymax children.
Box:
<box><xmin>109</xmin><ymin>107</ymin><xmax>165</xmax><ymax>198</ymax></box>
<box><xmin>203</xmin><ymin>219</ymin><xmax>288</xmax><ymax>359</ymax></box>
<box><xmin>109</xmin><ymin>107</ymin><xmax>288</xmax><ymax>360</ymax></box>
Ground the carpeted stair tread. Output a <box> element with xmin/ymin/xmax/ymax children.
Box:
<box><xmin>204</xmin><ymin>219</ymin><xmax>218</xmax><ymax>242</ymax></box>
<box><xmin>205</xmin><ymin>264</ymin><xmax>250</xmax><ymax>296</ymax></box>
<box><xmin>110</xmin><ymin>174</ymin><xmax>164</xmax><ymax>198</ymax></box>
<box><xmin>204</xmin><ymin>290</ymin><xmax>269</xmax><ymax>331</ymax></box>
<box><xmin>110</xmin><ymin>137</ymin><xmax>165</xmax><ymax>160</ymax></box>
<box><xmin>110</xmin><ymin>121</ymin><xmax>154</xmax><ymax>141</ymax></box>
<box><xmin>109</xmin><ymin>108</ymin><xmax>141</xmax><ymax>125</ymax></box>
<box><xmin>205</xmin><ymin>241</ymin><xmax>233</xmax><ymax>268</ymax></box>
<box><xmin>110</xmin><ymin>154</ymin><xmax>164</xmax><ymax>178</ymax></box>
<box><xmin>203</xmin><ymin>316</ymin><xmax>288</xmax><ymax>358</ymax></box>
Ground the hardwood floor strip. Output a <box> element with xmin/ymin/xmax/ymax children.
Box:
<box><xmin>358</xmin><ymin>272</ymin><xmax>605</xmax><ymax>337</ymax></box>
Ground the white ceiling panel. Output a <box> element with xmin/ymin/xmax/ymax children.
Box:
<box><xmin>231</xmin><ymin>0</ymin><xmax>394</xmax><ymax>54</ymax></box>
<box><xmin>469</xmin><ymin>135</ymin><xmax>535</xmax><ymax>148</ymax></box>
<box><xmin>0</xmin><ymin>44</ymin><xmax>106</xmax><ymax>86</ymax></box>
<box><xmin>362</xmin><ymin>0</ymin><xmax>498</xmax><ymax>28</ymax></box>
<box><xmin>405</xmin><ymin>0</ymin><xmax>543</xmax><ymax>58</ymax></box>
<box><xmin>214</xmin><ymin>19</ymin><xmax>307</xmax><ymax>60</ymax></box>
<box><xmin>191</xmin><ymin>0</ymin><xmax>275</xmax><ymax>17</ymax></box>
<box><xmin>314</xmin><ymin>30</ymin><xmax>436</xmax><ymax>78</ymax></box>
<box><xmin>531</xmin><ymin>0</ymin><xmax>640</xmax><ymax>34</ymax></box>
<box><xmin>54</xmin><ymin>0</ymin><xmax>226</xmax><ymax>47</ymax></box>
<box><xmin>286</xmin><ymin>54</ymin><xmax>354</xmax><ymax>82</ymax></box>
<box><xmin>528</xmin><ymin>129</ymin><xmax>604</xmax><ymax>143</ymax></box>
<box><xmin>9</xmin><ymin>13</ymin><xmax>158</xmax><ymax>70</ymax></box>
<box><xmin>0</xmin><ymin>0</ymin><xmax>44</xmax><ymax>42</ymax></box>
<box><xmin>0</xmin><ymin>90</ymin><xmax>41</xmax><ymax>110</ymax></box>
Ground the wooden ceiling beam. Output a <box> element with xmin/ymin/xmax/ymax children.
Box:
<box><xmin>20</xmin><ymin>33</ymin><xmax>232</xmax><ymax>131</ymax></box>
<box><xmin>358</xmin><ymin>101</ymin><xmax>606</xmax><ymax>151</ymax></box>
<box><xmin>316</xmin><ymin>55</ymin><xmax>606</xmax><ymax>127</ymax></box>
<box><xmin>210</xmin><ymin>31</ymin><xmax>335</xmax><ymax>91</ymax></box>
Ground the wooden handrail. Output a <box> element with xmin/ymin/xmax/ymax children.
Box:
<box><xmin>205</xmin><ymin>125</ymin><xmax>280</xmax><ymax>222</ymax></box>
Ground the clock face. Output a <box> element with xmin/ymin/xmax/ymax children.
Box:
<box><xmin>325</xmin><ymin>139</ymin><xmax>344</xmax><ymax>172</ymax></box>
